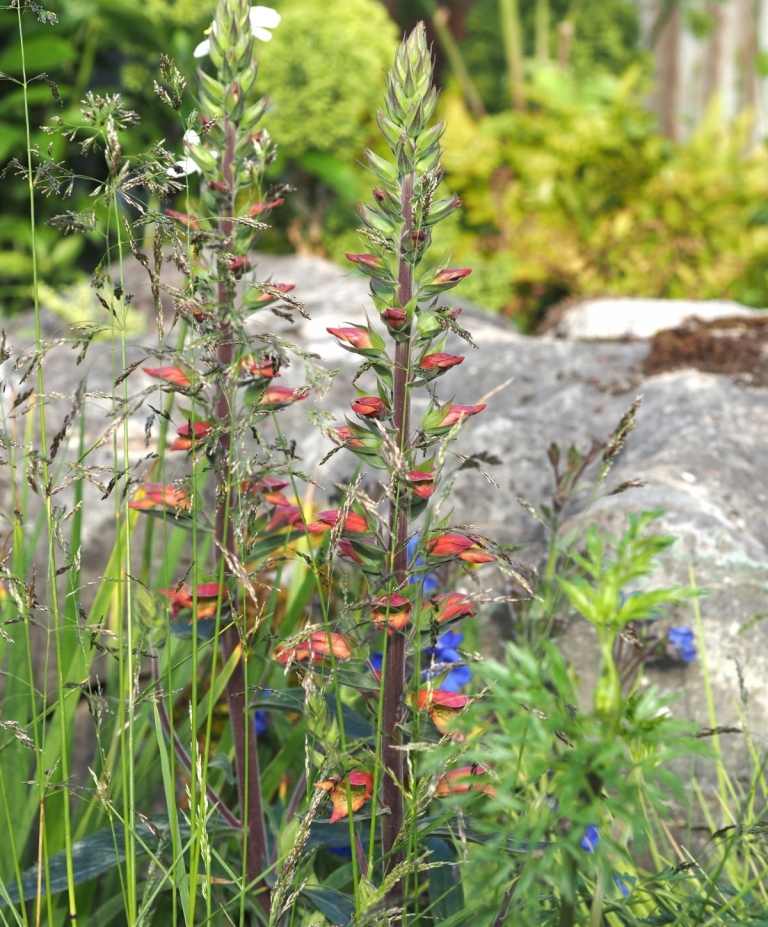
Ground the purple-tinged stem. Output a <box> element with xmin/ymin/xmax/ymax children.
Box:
<box><xmin>215</xmin><ymin>119</ymin><xmax>270</xmax><ymax>915</ymax></box>
<box><xmin>381</xmin><ymin>171</ymin><xmax>415</xmax><ymax>870</ymax></box>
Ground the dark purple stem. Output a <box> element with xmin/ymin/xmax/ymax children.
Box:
<box><xmin>216</xmin><ymin>120</ymin><xmax>270</xmax><ymax>914</ymax></box>
<box><xmin>381</xmin><ymin>171</ymin><xmax>415</xmax><ymax>871</ymax></box>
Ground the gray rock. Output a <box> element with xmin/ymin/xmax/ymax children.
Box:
<box><xmin>542</xmin><ymin>295</ymin><xmax>764</xmax><ymax>339</ymax></box>
<box><xmin>5</xmin><ymin>253</ymin><xmax>768</xmax><ymax>787</ymax></box>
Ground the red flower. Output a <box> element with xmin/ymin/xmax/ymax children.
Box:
<box><xmin>435</xmin><ymin>764</ymin><xmax>495</xmax><ymax>798</ymax></box>
<box><xmin>439</xmin><ymin>403</ymin><xmax>486</xmax><ymax>428</ymax></box>
<box><xmin>307</xmin><ymin>509</ymin><xmax>368</xmax><ymax>535</ymax></box>
<box><xmin>433</xmin><ymin>268</ymin><xmax>472</xmax><ymax>286</ymax></box>
<box><xmin>164</xmin><ymin>208</ymin><xmax>199</xmax><ymax>230</ymax></box>
<box><xmin>338</xmin><ymin>539</ymin><xmax>363</xmax><ymax>564</ymax></box>
<box><xmin>371</xmin><ymin>594</ymin><xmax>412</xmax><ymax>632</ymax></box>
<box><xmin>128</xmin><ymin>482</ymin><xmax>191</xmax><ymax>513</ymax></box>
<box><xmin>432</xmin><ymin>592</ymin><xmax>476</xmax><ymax>624</ymax></box>
<box><xmin>420</xmin><ymin>353</ymin><xmax>464</xmax><ymax>371</ymax></box>
<box><xmin>248</xmin><ymin>196</ymin><xmax>285</xmax><ymax>216</ymax></box>
<box><xmin>351</xmin><ymin>395</ymin><xmax>388</xmax><ymax>419</ymax></box>
<box><xmin>406</xmin><ymin>470</ymin><xmax>435</xmax><ymax>500</ymax></box>
<box><xmin>241</xmin><ymin>356</ymin><xmax>279</xmax><ymax>379</ymax></box>
<box><xmin>427</xmin><ymin>533</ymin><xmax>494</xmax><ymax>564</ymax></box>
<box><xmin>345</xmin><ymin>252</ymin><xmax>382</xmax><ymax>270</ymax></box>
<box><xmin>273</xmin><ymin>630</ymin><xmax>353</xmax><ymax>665</ymax></box>
<box><xmin>327</xmin><ymin>326</ymin><xmax>374</xmax><ymax>351</ymax></box>
<box><xmin>258</xmin><ymin>386</ymin><xmax>309</xmax><ymax>409</ymax></box>
<box><xmin>415</xmin><ymin>688</ymin><xmax>471</xmax><ymax>734</ymax></box>
<box><xmin>241</xmin><ymin>476</ymin><xmax>290</xmax><ymax>495</ymax></box>
<box><xmin>316</xmin><ymin>771</ymin><xmax>373</xmax><ymax>823</ymax></box>
<box><xmin>266</xmin><ymin>503</ymin><xmax>303</xmax><ymax>532</ymax></box>
<box><xmin>143</xmin><ymin>366</ymin><xmax>192</xmax><ymax>390</ymax></box>
<box><xmin>332</xmin><ymin>425</ymin><xmax>365</xmax><ymax>449</ymax></box>
<box><xmin>159</xmin><ymin>582</ymin><xmax>225</xmax><ymax>619</ymax></box>
<box><xmin>169</xmin><ymin>421</ymin><xmax>213</xmax><ymax>451</ymax></box>
<box><xmin>253</xmin><ymin>282</ymin><xmax>295</xmax><ymax>304</ymax></box>
<box><xmin>382</xmin><ymin>307</ymin><xmax>408</xmax><ymax>331</ymax></box>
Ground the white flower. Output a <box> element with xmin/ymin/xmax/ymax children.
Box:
<box><xmin>167</xmin><ymin>129</ymin><xmax>204</xmax><ymax>177</ymax></box>
<box><xmin>167</xmin><ymin>156</ymin><xmax>200</xmax><ymax>178</ymax></box>
<box><xmin>193</xmin><ymin>5</ymin><xmax>281</xmax><ymax>58</ymax></box>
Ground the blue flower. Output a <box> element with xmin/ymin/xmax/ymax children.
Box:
<box><xmin>667</xmin><ymin>626</ymin><xmax>696</xmax><ymax>664</ymax></box>
<box><xmin>613</xmin><ymin>873</ymin><xmax>632</xmax><ymax>898</ymax></box>
<box><xmin>423</xmin><ymin>630</ymin><xmax>472</xmax><ymax>692</ymax></box>
<box><xmin>407</xmin><ymin>534</ymin><xmax>439</xmax><ymax>596</ymax></box>
<box><xmin>369</xmin><ymin>651</ymin><xmax>383</xmax><ymax>679</ymax></box>
<box><xmin>253</xmin><ymin>710</ymin><xmax>269</xmax><ymax>736</ymax></box>
<box><xmin>579</xmin><ymin>824</ymin><xmax>600</xmax><ymax>853</ymax></box>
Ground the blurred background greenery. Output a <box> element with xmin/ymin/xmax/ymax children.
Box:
<box><xmin>3</xmin><ymin>0</ymin><xmax>768</xmax><ymax>329</ymax></box>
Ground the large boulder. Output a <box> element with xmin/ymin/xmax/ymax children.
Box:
<box><xmin>5</xmin><ymin>253</ymin><xmax>768</xmax><ymax>785</ymax></box>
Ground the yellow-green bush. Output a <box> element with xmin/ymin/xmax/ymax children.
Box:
<box><xmin>438</xmin><ymin>65</ymin><xmax>768</xmax><ymax>326</ymax></box>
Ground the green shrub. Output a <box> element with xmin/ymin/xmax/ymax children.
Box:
<box><xmin>439</xmin><ymin>65</ymin><xmax>768</xmax><ymax>325</ymax></box>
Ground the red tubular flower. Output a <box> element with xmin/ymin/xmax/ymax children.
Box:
<box><xmin>439</xmin><ymin>403</ymin><xmax>486</xmax><ymax>428</ymax></box>
<box><xmin>159</xmin><ymin>582</ymin><xmax>225</xmax><ymax>619</ymax></box>
<box><xmin>248</xmin><ymin>196</ymin><xmax>285</xmax><ymax>216</ymax></box>
<box><xmin>266</xmin><ymin>503</ymin><xmax>303</xmax><ymax>532</ymax></box>
<box><xmin>351</xmin><ymin>395</ymin><xmax>388</xmax><ymax>419</ymax></box>
<box><xmin>241</xmin><ymin>356</ymin><xmax>279</xmax><ymax>379</ymax></box>
<box><xmin>169</xmin><ymin>421</ymin><xmax>213</xmax><ymax>451</ymax></box>
<box><xmin>306</xmin><ymin>509</ymin><xmax>368</xmax><ymax>535</ymax></box>
<box><xmin>228</xmin><ymin>255</ymin><xmax>250</xmax><ymax>275</ymax></box>
<box><xmin>432</xmin><ymin>592</ymin><xmax>477</xmax><ymax>624</ymax></box>
<box><xmin>427</xmin><ymin>533</ymin><xmax>494</xmax><ymax>564</ymax></box>
<box><xmin>382</xmin><ymin>307</ymin><xmax>408</xmax><ymax>331</ymax></box>
<box><xmin>435</xmin><ymin>764</ymin><xmax>496</xmax><ymax>798</ymax></box>
<box><xmin>273</xmin><ymin>630</ymin><xmax>353</xmax><ymax>665</ymax></box>
<box><xmin>415</xmin><ymin>688</ymin><xmax>470</xmax><ymax>734</ymax></box>
<box><xmin>332</xmin><ymin>425</ymin><xmax>365</xmax><ymax>449</ymax></box>
<box><xmin>434</xmin><ymin>268</ymin><xmax>472</xmax><ymax>286</ymax></box>
<box><xmin>258</xmin><ymin>385</ymin><xmax>309</xmax><ymax>409</ymax></box>
<box><xmin>164</xmin><ymin>208</ymin><xmax>200</xmax><ymax>230</ymax></box>
<box><xmin>406</xmin><ymin>470</ymin><xmax>435</xmax><ymax>500</ymax></box>
<box><xmin>338</xmin><ymin>539</ymin><xmax>363</xmax><ymax>564</ymax></box>
<box><xmin>128</xmin><ymin>482</ymin><xmax>191</xmax><ymax>513</ymax></box>
<box><xmin>327</xmin><ymin>326</ymin><xmax>374</xmax><ymax>351</ymax></box>
<box><xmin>420</xmin><ymin>352</ymin><xmax>464</xmax><ymax>371</ymax></box>
<box><xmin>345</xmin><ymin>252</ymin><xmax>382</xmax><ymax>270</ymax></box>
<box><xmin>371</xmin><ymin>594</ymin><xmax>412</xmax><ymax>633</ymax></box>
<box><xmin>316</xmin><ymin>771</ymin><xmax>374</xmax><ymax>823</ymax></box>
<box><xmin>253</xmin><ymin>282</ymin><xmax>295</xmax><ymax>304</ymax></box>
<box><xmin>241</xmin><ymin>476</ymin><xmax>289</xmax><ymax>495</ymax></box>
<box><xmin>143</xmin><ymin>366</ymin><xmax>192</xmax><ymax>390</ymax></box>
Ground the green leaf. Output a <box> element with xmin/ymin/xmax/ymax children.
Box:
<box><xmin>425</xmin><ymin>837</ymin><xmax>464</xmax><ymax>921</ymax></box>
<box><xmin>300</xmin><ymin>886</ymin><xmax>354</xmax><ymax>925</ymax></box>
<box><xmin>0</xmin><ymin>35</ymin><xmax>76</xmax><ymax>74</ymax></box>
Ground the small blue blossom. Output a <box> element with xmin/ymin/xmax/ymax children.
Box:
<box><xmin>253</xmin><ymin>710</ymin><xmax>269</xmax><ymax>736</ymax></box>
<box><xmin>423</xmin><ymin>630</ymin><xmax>472</xmax><ymax>692</ymax></box>
<box><xmin>579</xmin><ymin>824</ymin><xmax>600</xmax><ymax>853</ymax></box>
<box><xmin>407</xmin><ymin>534</ymin><xmax>439</xmax><ymax>596</ymax></box>
<box><xmin>667</xmin><ymin>626</ymin><xmax>697</xmax><ymax>664</ymax></box>
<box><xmin>613</xmin><ymin>873</ymin><xmax>632</xmax><ymax>898</ymax></box>
<box><xmin>369</xmin><ymin>651</ymin><xmax>383</xmax><ymax>678</ymax></box>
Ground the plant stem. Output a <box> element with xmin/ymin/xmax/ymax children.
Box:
<box><xmin>215</xmin><ymin>120</ymin><xmax>270</xmax><ymax>915</ymax></box>
<box><xmin>500</xmin><ymin>0</ymin><xmax>526</xmax><ymax>110</ymax></box>
<box><xmin>381</xmin><ymin>171</ymin><xmax>415</xmax><ymax>872</ymax></box>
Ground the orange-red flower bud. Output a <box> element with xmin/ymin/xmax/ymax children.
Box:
<box><xmin>416</xmin><ymin>688</ymin><xmax>471</xmax><ymax>734</ymax></box>
<box><xmin>169</xmin><ymin>421</ymin><xmax>212</xmax><ymax>451</ymax></box>
<box><xmin>253</xmin><ymin>282</ymin><xmax>295</xmax><ymax>304</ymax></box>
<box><xmin>427</xmin><ymin>533</ymin><xmax>494</xmax><ymax>564</ymax></box>
<box><xmin>420</xmin><ymin>352</ymin><xmax>464</xmax><ymax>371</ymax></box>
<box><xmin>439</xmin><ymin>403</ymin><xmax>486</xmax><ymax>428</ymax></box>
<box><xmin>432</xmin><ymin>592</ymin><xmax>476</xmax><ymax>624</ymax></box>
<box><xmin>241</xmin><ymin>356</ymin><xmax>279</xmax><ymax>379</ymax></box>
<box><xmin>273</xmin><ymin>630</ymin><xmax>353</xmax><ymax>666</ymax></box>
<box><xmin>406</xmin><ymin>470</ymin><xmax>435</xmax><ymax>500</ymax></box>
<box><xmin>435</xmin><ymin>764</ymin><xmax>495</xmax><ymax>798</ymax></box>
<box><xmin>382</xmin><ymin>307</ymin><xmax>408</xmax><ymax>330</ymax></box>
<box><xmin>371</xmin><ymin>594</ymin><xmax>412</xmax><ymax>632</ymax></box>
<box><xmin>434</xmin><ymin>267</ymin><xmax>472</xmax><ymax>286</ymax></box>
<box><xmin>143</xmin><ymin>366</ymin><xmax>192</xmax><ymax>390</ymax></box>
<box><xmin>316</xmin><ymin>771</ymin><xmax>373</xmax><ymax>823</ymax></box>
<box><xmin>248</xmin><ymin>196</ymin><xmax>285</xmax><ymax>216</ymax></box>
<box><xmin>159</xmin><ymin>582</ymin><xmax>225</xmax><ymax>619</ymax></box>
<box><xmin>345</xmin><ymin>252</ymin><xmax>382</xmax><ymax>270</ymax></box>
<box><xmin>327</xmin><ymin>326</ymin><xmax>374</xmax><ymax>351</ymax></box>
<box><xmin>351</xmin><ymin>395</ymin><xmax>388</xmax><ymax>419</ymax></box>
<box><xmin>306</xmin><ymin>509</ymin><xmax>368</xmax><ymax>535</ymax></box>
<box><xmin>164</xmin><ymin>208</ymin><xmax>199</xmax><ymax>230</ymax></box>
<box><xmin>128</xmin><ymin>482</ymin><xmax>191</xmax><ymax>513</ymax></box>
<box><xmin>258</xmin><ymin>386</ymin><xmax>309</xmax><ymax>409</ymax></box>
